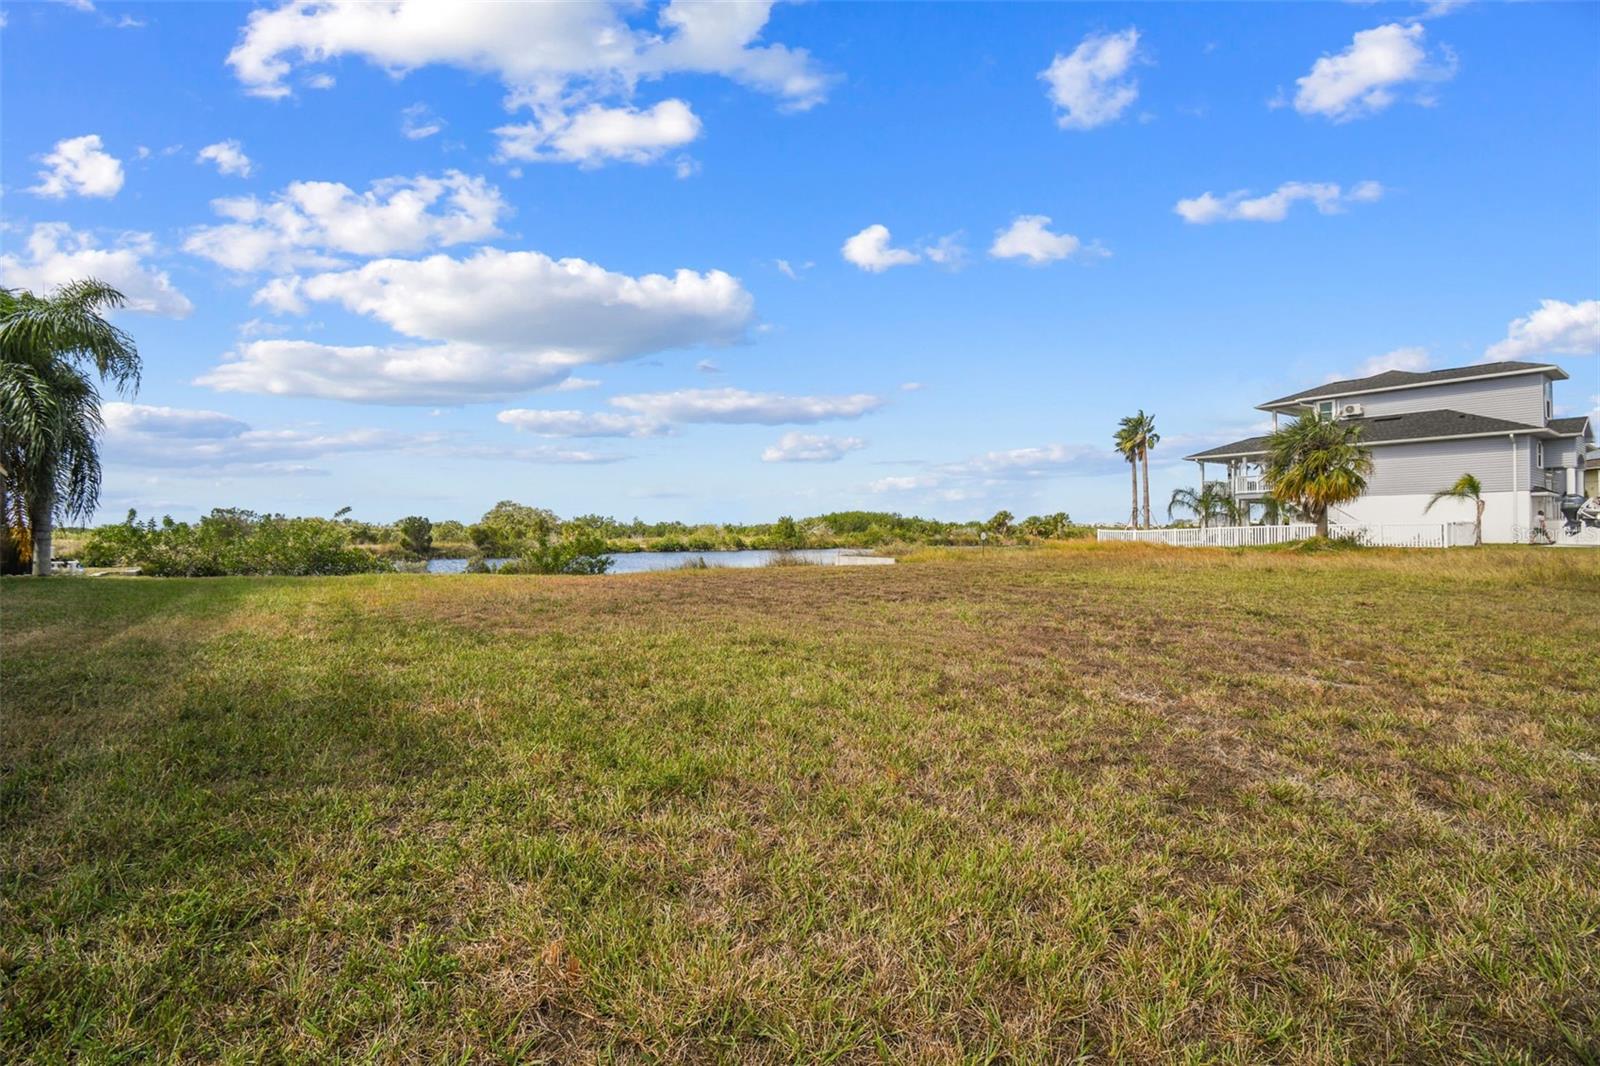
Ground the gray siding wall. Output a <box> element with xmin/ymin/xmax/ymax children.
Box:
<box><xmin>1526</xmin><ymin>435</ymin><xmax>1547</xmax><ymax>489</ymax></box>
<box><xmin>1350</xmin><ymin>374</ymin><xmax>1547</xmax><ymax>424</ymax></box>
<box><xmin>1545</xmin><ymin>435</ymin><xmax>1583</xmax><ymax>468</ymax></box>
<box><xmin>1364</xmin><ymin>437</ymin><xmax>1527</xmax><ymax>495</ymax></box>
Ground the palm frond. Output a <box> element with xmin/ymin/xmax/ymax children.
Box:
<box><xmin>0</xmin><ymin>280</ymin><xmax>140</xmax><ymax>394</ymax></box>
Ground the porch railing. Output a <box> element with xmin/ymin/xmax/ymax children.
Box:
<box><xmin>1204</xmin><ymin>476</ymin><xmax>1269</xmax><ymax>496</ymax></box>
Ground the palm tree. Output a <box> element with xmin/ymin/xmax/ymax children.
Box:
<box><xmin>1114</xmin><ymin>419</ymin><xmax>1140</xmax><ymax>527</ymax></box>
<box><xmin>1424</xmin><ymin>473</ymin><xmax>1485</xmax><ymax>546</ymax></box>
<box><xmin>1263</xmin><ymin>409</ymin><xmax>1374</xmax><ymax>538</ymax></box>
<box><xmin>2</xmin><ymin>361</ymin><xmax>104</xmax><ymax>575</ymax></box>
<box><xmin>1257</xmin><ymin>495</ymin><xmax>1292</xmax><ymax>527</ymax></box>
<box><xmin>1132</xmin><ymin>411</ymin><xmax>1159</xmax><ymax>529</ymax></box>
<box><xmin>1168</xmin><ymin>483</ymin><xmax>1239</xmax><ymax>529</ymax></box>
<box><xmin>0</xmin><ymin>281</ymin><xmax>140</xmax><ymax>575</ymax></box>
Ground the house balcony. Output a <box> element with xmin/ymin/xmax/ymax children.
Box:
<box><xmin>1205</xmin><ymin>475</ymin><xmax>1269</xmax><ymax>499</ymax></box>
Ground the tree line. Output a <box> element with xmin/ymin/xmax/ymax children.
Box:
<box><xmin>70</xmin><ymin>502</ymin><xmax>1091</xmax><ymax>576</ymax></box>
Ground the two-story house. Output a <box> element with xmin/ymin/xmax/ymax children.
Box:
<box><xmin>1184</xmin><ymin>361</ymin><xmax>1594</xmax><ymax>543</ymax></box>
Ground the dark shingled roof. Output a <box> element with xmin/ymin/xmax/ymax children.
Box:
<box><xmin>1184</xmin><ymin>408</ymin><xmax>1540</xmax><ymax>460</ymax></box>
<box><xmin>1260</xmin><ymin>360</ymin><xmax>1562</xmax><ymax>408</ymax></box>
<box><xmin>1549</xmin><ymin>416</ymin><xmax>1591</xmax><ymax>435</ymax></box>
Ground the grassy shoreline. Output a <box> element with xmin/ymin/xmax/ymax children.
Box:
<box><xmin>3</xmin><ymin>545</ymin><xmax>1597</xmax><ymax>1061</ymax></box>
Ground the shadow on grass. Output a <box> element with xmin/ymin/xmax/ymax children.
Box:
<box><xmin>1</xmin><ymin>577</ymin><xmax>499</xmax><ymax>1059</ymax></box>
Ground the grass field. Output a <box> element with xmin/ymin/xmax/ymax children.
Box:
<box><xmin>3</xmin><ymin>545</ymin><xmax>1598</xmax><ymax>1063</ymax></box>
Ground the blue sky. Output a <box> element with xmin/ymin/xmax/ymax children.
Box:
<box><xmin>2</xmin><ymin>0</ymin><xmax>1596</xmax><ymax>525</ymax></box>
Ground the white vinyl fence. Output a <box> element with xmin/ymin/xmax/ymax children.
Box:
<box><xmin>1096</xmin><ymin>524</ymin><xmax>1317</xmax><ymax>547</ymax></box>
<box><xmin>1331</xmin><ymin>522</ymin><xmax>1478</xmax><ymax>548</ymax></box>
<box><xmin>1097</xmin><ymin>521</ymin><xmax>1477</xmax><ymax>548</ymax></box>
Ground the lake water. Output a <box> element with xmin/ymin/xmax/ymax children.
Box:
<box><xmin>425</xmin><ymin>549</ymin><xmax>846</xmax><ymax>574</ymax></box>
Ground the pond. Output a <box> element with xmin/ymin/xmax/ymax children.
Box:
<box><xmin>425</xmin><ymin>549</ymin><xmax>847</xmax><ymax>574</ymax></box>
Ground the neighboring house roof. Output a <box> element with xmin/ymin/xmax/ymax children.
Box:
<box><xmin>1184</xmin><ymin>408</ymin><xmax>1541</xmax><ymax>460</ymax></box>
<box><xmin>1548</xmin><ymin>415</ymin><xmax>1591</xmax><ymax>436</ymax></box>
<box><xmin>1258</xmin><ymin>360</ymin><xmax>1566</xmax><ymax>409</ymax></box>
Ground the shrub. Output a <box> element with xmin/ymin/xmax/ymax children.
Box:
<box><xmin>766</xmin><ymin>516</ymin><xmax>805</xmax><ymax>550</ymax></box>
<box><xmin>80</xmin><ymin>510</ymin><xmax>149</xmax><ymax>566</ymax></box>
<box><xmin>469</xmin><ymin>501</ymin><xmax>560</xmax><ymax>557</ymax></box>
<box><xmin>497</xmin><ymin>526</ymin><xmax>614</xmax><ymax>575</ymax></box>
<box><xmin>394</xmin><ymin>515</ymin><xmax>433</xmax><ymax>559</ymax></box>
<box><xmin>81</xmin><ymin>509</ymin><xmax>389</xmax><ymax>577</ymax></box>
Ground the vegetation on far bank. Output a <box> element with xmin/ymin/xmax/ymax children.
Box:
<box><xmin>62</xmin><ymin>501</ymin><xmax>1094</xmax><ymax>576</ymax></box>
<box><xmin>3</xmin><ymin>547</ymin><xmax>1596</xmax><ymax>1061</ymax></box>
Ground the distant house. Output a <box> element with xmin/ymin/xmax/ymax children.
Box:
<box><xmin>1184</xmin><ymin>361</ymin><xmax>1593</xmax><ymax>543</ymax></box>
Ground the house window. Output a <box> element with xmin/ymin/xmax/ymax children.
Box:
<box><xmin>1317</xmin><ymin>400</ymin><xmax>1335</xmax><ymax>419</ymax></box>
<box><xmin>1545</xmin><ymin>382</ymin><xmax>1553</xmax><ymax>422</ymax></box>
<box><xmin>1536</xmin><ymin>441</ymin><xmax>1544</xmax><ymax>466</ymax></box>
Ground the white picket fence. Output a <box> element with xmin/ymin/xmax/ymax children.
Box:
<box><xmin>1096</xmin><ymin>521</ymin><xmax>1477</xmax><ymax>548</ymax></box>
<box><xmin>1096</xmin><ymin>524</ymin><xmax>1317</xmax><ymax>547</ymax></box>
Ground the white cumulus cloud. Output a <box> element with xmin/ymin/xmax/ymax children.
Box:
<box><xmin>295</xmin><ymin>250</ymin><xmax>753</xmax><ymax>355</ymax></box>
<box><xmin>102</xmin><ymin>401</ymin><xmax>421</xmax><ymax>475</ymax></box>
<box><xmin>197</xmin><ymin>139</ymin><xmax>254</xmax><ymax>177</ymax></box>
<box><xmin>201</xmin><ymin>248</ymin><xmax>754</xmax><ymax>404</ymax></box>
<box><xmin>499</xmin><ymin>390</ymin><xmax>883</xmax><ymax>442</ymax></box>
<box><xmin>1293</xmin><ymin>22</ymin><xmax>1456</xmax><ymax>122</ymax></box>
<box><xmin>989</xmin><ymin>215</ymin><xmax>1100</xmax><ymax>265</ymax></box>
<box><xmin>0</xmin><ymin>223</ymin><xmax>193</xmax><ymax>318</ymax></box>
<box><xmin>183</xmin><ymin>170</ymin><xmax>507</xmax><ymax>273</ymax></box>
<box><xmin>1039</xmin><ymin>28</ymin><xmax>1142</xmax><ymax>131</ymax></box>
<box><xmin>610</xmin><ymin>387</ymin><xmax>882</xmax><ymax>425</ymax></box>
<box><xmin>761</xmin><ymin>432</ymin><xmax>865</xmax><ymax>463</ymax></box>
<box><xmin>948</xmin><ymin>443</ymin><xmax>1123</xmax><ymax>479</ymax></box>
<box><xmin>1174</xmin><ymin>180</ymin><xmax>1382</xmax><ymax>223</ymax></box>
<box><xmin>102</xmin><ymin>402</ymin><xmax>614</xmax><ymax>475</ymax></box>
<box><xmin>496</xmin><ymin>99</ymin><xmax>702</xmax><ymax>166</ymax></box>
<box><xmin>842</xmin><ymin>224</ymin><xmax>919</xmax><ymax>273</ymax></box>
<box><xmin>225</xmin><ymin>1</ymin><xmax>830</xmax><ymax>169</ymax></box>
<box><xmin>30</xmin><ymin>134</ymin><xmax>125</xmax><ymax>198</ymax></box>
<box><xmin>869</xmin><ymin>443</ymin><xmax>1123</xmax><ymax>501</ymax></box>
<box><xmin>1484</xmin><ymin>299</ymin><xmax>1600</xmax><ymax>362</ymax></box>
<box><xmin>496</xmin><ymin>408</ymin><xmax>663</xmax><ymax>438</ymax></box>
<box><xmin>1350</xmin><ymin>346</ymin><xmax>1432</xmax><ymax>378</ymax></box>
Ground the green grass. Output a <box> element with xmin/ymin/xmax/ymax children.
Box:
<box><xmin>2</xmin><ymin>545</ymin><xmax>1598</xmax><ymax>1063</ymax></box>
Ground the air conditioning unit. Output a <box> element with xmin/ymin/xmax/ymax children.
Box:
<box><xmin>1340</xmin><ymin>403</ymin><xmax>1365</xmax><ymax>418</ymax></box>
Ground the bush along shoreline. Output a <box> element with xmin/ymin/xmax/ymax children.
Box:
<box><xmin>66</xmin><ymin>503</ymin><xmax>1093</xmax><ymax>577</ymax></box>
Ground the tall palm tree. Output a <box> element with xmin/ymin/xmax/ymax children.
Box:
<box><xmin>1263</xmin><ymin>409</ymin><xmax>1374</xmax><ymax>538</ymax></box>
<box><xmin>1168</xmin><ymin>483</ymin><xmax>1238</xmax><ymax>530</ymax></box>
<box><xmin>1114</xmin><ymin>419</ymin><xmax>1140</xmax><ymax>527</ymax></box>
<box><xmin>1132</xmin><ymin>411</ymin><xmax>1159</xmax><ymax>529</ymax></box>
<box><xmin>2</xmin><ymin>361</ymin><xmax>104</xmax><ymax>575</ymax></box>
<box><xmin>0</xmin><ymin>281</ymin><xmax>139</xmax><ymax>575</ymax></box>
<box><xmin>1424</xmin><ymin>473</ymin><xmax>1485</xmax><ymax>546</ymax></box>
